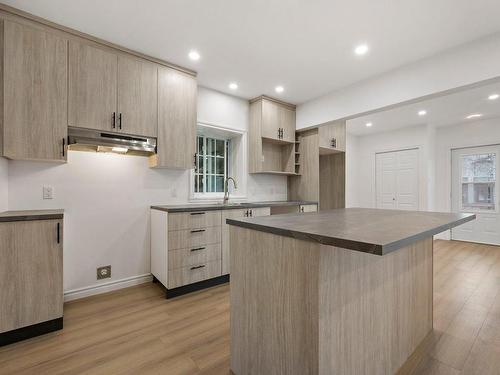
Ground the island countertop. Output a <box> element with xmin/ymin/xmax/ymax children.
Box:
<box><xmin>226</xmin><ymin>207</ymin><xmax>475</xmax><ymax>255</ymax></box>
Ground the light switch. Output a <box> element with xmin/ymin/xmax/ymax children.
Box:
<box><xmin>43</xmin><ymin>186</ymin><xmax>54</xmax><ymax>200</ymax></box>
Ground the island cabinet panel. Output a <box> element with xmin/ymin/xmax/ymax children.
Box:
<box><xmin>0</xmin><ymin>219</ymin><xmax>63</xmax><ymax>335</ymax></box>
<box><xmin>3</xmin><ymin>21</ymin><xmax>68</xmax><ymax>162</ymax></box>
<box><xmin>117</xmin><ymin>56</ymin><xmax>158</xmax><ymax>137</ymax></box>
<box><xmin>150</xmin><ymin>67</ymin><xmax>197</xmax><ymax>169</ymax></box>
<box><xmin>222</xmin><ymin>207</ymin><xmax>270</xmax><ymax>275</ymax></box>
<box><xmin>68</xmin><ymin>41</ymin><xmax>118</xmax><ymax>132</ymax></box>
<box><xmin>229</xmin><ymin>226</ymin><xmax>433</xmax><ymax>375</ymax></box>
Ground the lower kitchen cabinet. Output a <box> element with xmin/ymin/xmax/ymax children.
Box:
<box><xmin>0</xmin><ymin>215</ymin><xmax>64</xmax><ymax>346</ymax></box>
<box><xmin>221</xmin><ymin>207</ymin><xmax>271</xmax><ymax>275</ymax></box>
<box><xmin>151</xmin><ymin>204</ymin><xmax>313</xmax><ymax>298</ymax></box>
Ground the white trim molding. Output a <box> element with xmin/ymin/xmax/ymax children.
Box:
<box><xmin>64</xmin><ymin>273</ymin><xmax>153</xmax><ymax>302</ymax></box>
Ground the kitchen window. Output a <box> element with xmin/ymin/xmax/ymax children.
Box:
<box><xmin>194</xmin><ymin>135</ymin><xmax>229</xmax><ymax>194</ymax></box>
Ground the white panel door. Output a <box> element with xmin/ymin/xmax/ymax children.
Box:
<box><xmin>376</xmin><ymin>149</ymin><xmax>419</xmax><ymax>210</ymax></box>
<box><xmin>451</xmin><ymin>146</ymin><xmax>500</xmax><ymax>245</ymax></box>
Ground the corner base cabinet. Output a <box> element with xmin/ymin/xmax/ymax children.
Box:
<box><xmin>0</xmin><ymin>212</ymin><xmax>63</xmax><ymax>347</ymax></box>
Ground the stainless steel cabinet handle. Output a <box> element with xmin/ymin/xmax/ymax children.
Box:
<box><xmin>191</xmin><ymin>247</ymin><xmax>205</xmax><ymax>252</ymax></box>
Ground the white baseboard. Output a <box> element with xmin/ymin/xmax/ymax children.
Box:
<box><xmin>64</xmin><ymin>273</ymin><xmax>153</xmax><ymax>302</ymax></box>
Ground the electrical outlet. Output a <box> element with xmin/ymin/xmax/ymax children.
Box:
<box><xmin>97</xmin><ymin>265</ymin><xmax>111</xmax><ymax>280</ymax></box>
<box><xmin>43</xmin><ymin>186</ymin><xmax>54</xmax><ymax>199</ymax></box>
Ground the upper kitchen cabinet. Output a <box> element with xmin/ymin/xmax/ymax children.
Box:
<box><xmin>68</xmin><ymin>41</ymin><xmax>117</xmax><ymax>132</ymax></box>
<box><xmin>2</xmin><ymin>21</ymin><xmax>68</xmax><ymax>162</ymax></box>
<box><xmin>258</xmin><ymin>97</ymin><xmax>296</xmax><ymax>143</ymax></box>
<box><xmin>149</xmin><ymin>67</ymin><xmax>197</xmax><ymax>169</ymax></box>
<box><xmin>249</xmin><ymin>96</ymin><xmax>296</xmax><ymax>175</ymax></box>
<box><xmin>117</xmin><ymin>56</ymin><xmax>158</xmax><ymax>137</ymax></box>
<box><xmin>69</xmin><ymin>41</ymin><xmax>158</xmax><ymax>137</ymax></box>
<box><xmin>318</xmin><ymin>121</ymin><xmax>346</xmax><ymax>154</ymax></box>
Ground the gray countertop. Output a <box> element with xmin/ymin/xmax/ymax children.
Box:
<box><xmin>0</xmin><ymin>209</ymin><xmax>64</xmax><ymax>223</ymax></box>
<box><xmin>151</xmin><ymin>201</ymin><xmax>318</xmax><ymax>213</ymax></box>
<box><xmin>226</xmin><ymin>208</ymin><xmax>475</xmax><ymax>255</ymax></box>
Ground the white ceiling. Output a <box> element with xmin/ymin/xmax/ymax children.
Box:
<box><xmin>4</xmin><ymin>0</ymin><xmax>500</xmax><ymax>104</ymax></box>
<box><xmin>346</xmin><ymin>80</ymin><xmax>500</xmax><ymax>136</ymax></box>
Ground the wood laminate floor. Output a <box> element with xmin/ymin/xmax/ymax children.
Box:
<box><xmin>0</xmin><ymin>239</ymin><xmax>499</xmax><ymax>375</ymax></box>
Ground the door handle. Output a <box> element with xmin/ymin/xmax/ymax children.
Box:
<box><xmin>118</xmin><ymin>113</ymin><xmax>122</xmax><ymax>129</ymax></box>
<box><xmin>112</xmin><ymin>112</ymin><xmax>116</xmax><ymax>128</ymax></box>
<box><xmin>56</xmin><ymin>222</ymin><xmax>60</xmax><ymax>244</ymax></box>
<box><xmin>62</xmin><ymin>137</ymin><xmax>65</xmax><ymax>157</ymax></box>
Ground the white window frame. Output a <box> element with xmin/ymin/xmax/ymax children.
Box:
<box><xmin>190</xmin><ymin>122</ymin><xmax>247</xmax><ymax>202</ymax></box>
<box><xmin>194</xmin><ymin>135</ymin><xmax>229</xmax><ymax>194</ymax></box>
<box><xmin>458</xmin><ymin>150</ymin><xmax>498</xmax><ymax>213</ymax></box>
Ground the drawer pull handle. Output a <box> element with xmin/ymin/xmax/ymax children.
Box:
<box><xmin>190</xmin><ymin>229</ymin><xmax>205</xmax><ymax>233</ymax></box>
<box><xmin>190</xmin><ymin>265</ymin><xmax>206</xmax><ymax>270</ymax></box>
<box><xmin>190</xmin><ymin>212</ymin><xmax>206</xmax><ymax>216</ymax></box>
<box><xmin>191</xmin><ymin>247</ymin><xmax>205</xmax><ymax>252</ymax></box>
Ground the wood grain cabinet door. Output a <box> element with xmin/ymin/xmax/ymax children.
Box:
<box><xmin>0</xmin><ymin>220</ymin><xmax>63</xmax><ymax>333</ymax></box>
<box><xmin>68</xmin><ymin>41</ymin><xmax>117</xmax><ymax>131</ymax></box>
<box><xmin>318</xmin><ymin>121</ymin><xmax>346</xmax><ymax>152</ymax></box>
<box><xmin>152</xmin><ymin>66</ymin><xmax>197</xmax><ymax>169</ymax></box>
<box><xmin>279</xmin><ymin>106</ymin><xmax>296</xmax><ymax>143</ymax></box>
<box><xmin>117</xmin><ymin>56</ymin><xmax>158</xmax><ymax>137</ymax></box>
<box><xmin>3</xmin><ymin>21</ymin><xmax>67</xmax><ymax>161</ymax></box>
<box><xmin>261</xmin><ymin>99</ymin><xmax>280</xmax><ymax>141</ymax></box>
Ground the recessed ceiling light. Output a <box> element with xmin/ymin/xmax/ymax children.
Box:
<box><xmin>418</xmin><ymin>110</ymin><xmax>427</xmax><ymax>116</ymax></box>
<box><xmin>188</xmin><ymin>50</ymin><xmax>200</xmax><ymax>61</ymax></box>
<box><xmin>354</xmin><ymin>44</ymin><xmax>369</xmax><ymax>56</ymax></box>
<box><xmin>466</xmin><ymin>113</ymin><xmax>483</xmax><ymax>119</ymax></box>
<box><xmin>365</xmin><ymin>122</ymin><xmax>373</xmax><ymax>127</ymax></box>
<box><xmin>275</xmin><ymin>86</ymin><xmax>284</xmax><ymax>93</ymax></box>
<box><xmin>488</xmin><ymin>93</ymin><xmax>499</xmax><ymax>100</ymax></box>
<box><xmin>111</xmin><ymin>147</ymin><xmax>128</xmax><ymax>153</ymax></box>
<box><xmin>229</xmin><ymin>82</ymin><xmax>238</xmax><ymax>90</ymax></box>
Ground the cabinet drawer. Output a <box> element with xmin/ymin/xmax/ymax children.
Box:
<box><xmin>168</xmin><ymin>260</ymin><xmax>222</xmax><ymax>289</ymax></box>
<box><xmin>168</xmin><ymin>226</ymin><xmax>221</xmax><ymax>251</ymax></box>
<box><xmin>168</xmin><ymin>211</ymin><xmax>221</xmax><ymax>231</ymax></box>
<box><xmin>168</xmin><ymin>243</ymin><xmax>221</xmax><ymax>270</ymax></box>
<box><xmin>299</xmin><ymin>204</ymin><xmax>318</xmax><ymax>213</ymax></box>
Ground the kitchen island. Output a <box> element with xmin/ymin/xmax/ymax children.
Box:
<box><xmin>227</xmin><ymin>208</ymin><xmax>475</xmax><ymax>375</ymax></box>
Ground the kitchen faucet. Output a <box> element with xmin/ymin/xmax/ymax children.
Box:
<box><xmin>223</xmin><ymin>177</ymin><xmax>237</xmax><ymax>205</ymax></box>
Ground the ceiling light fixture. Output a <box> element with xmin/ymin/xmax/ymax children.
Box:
<box><xmin>188</xmin><ymin>50</ymin><xmax>200</xmax><ymax>61</ymax></box>
<box><xmin>354</xmin><ymin>44</ymin><xmax>369</xmax><ymax>56</ymax></box>
<box><xmin>229</xmin><ymin>82</ymin><xmax>238</xmax><ymax>90</ymax></box>
<box><xmin>365</xmin><ymin>122</ymin><xmax>373</xmax><ymax>127</ymax></box>
<box><xmin>488</xmin><ymin>93</ymin><xmax>499</xmax><ymax>100</ymax></box>
<box><xmin>275</xmin><ymin>86</ymin><xmax>284</xmax><ymax>93</ymax></box>
<box><xmin>466</xmin><ymin>113</ymin><xmax>483</xmax><ymax>119</ymax></box>
<box><xmin>418</xmin><ymin>110</ymin><xmax>427</xmax><ymax>116</ymax></box>
<box><xmin>111</xmin><ymin>147</ymin><xmax>128</xmax><ymax>153</ymax></box>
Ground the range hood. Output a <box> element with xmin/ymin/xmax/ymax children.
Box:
<box><xmin>68</xmin><ymin>127</ymin><xmax>157</xmax><ymax>156</ymax></box>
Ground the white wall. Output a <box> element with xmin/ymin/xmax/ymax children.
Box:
<box><xmin>0</xmin><ymin>158</ymin><xmax>8</xmax><ymax>211</ymax></box>
<box><xmin>297</xmin><ymin>33</ymin><xmax>500</xmax><ymax>129</ymax></box>
<box><xmin>6</xmin><ymin>87</ymin><xmax>287</xmax><ymax>299</ymax></box>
